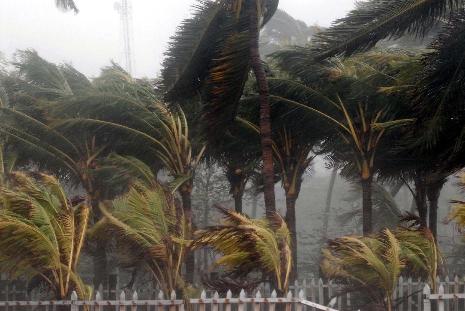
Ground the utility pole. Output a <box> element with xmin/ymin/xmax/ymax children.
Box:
<box><xmin>114</xmin><ymin>0</ymin><xmax>134</xmax><ymax>75</ymax></box>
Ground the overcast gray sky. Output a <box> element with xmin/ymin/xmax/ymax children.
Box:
<box><xmin>0</xmin><ymin>0</ymin><xmax>356</xmax><ymax>78</ymax></box>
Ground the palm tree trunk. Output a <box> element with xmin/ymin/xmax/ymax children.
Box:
<box><xmin>180</xmin><ymin>189</ymin><xmax>195</xmax><ymax>284</ymax></box>
<box><xmin>285</xmin><ymin>195</ymin><xmax>298</xmax><ymax>281</ymax></box>
<box><xmin>234</xmin><ymin>193</ymin><xmax>243</xmax><ymax>213</ymax></box>
<box><xmin>414</xmin><ymin>175</ymin><xmax>428</xmax><ymax>227</ymax></box>
<box><xmin>361</xmin><ymin>177</ymin><xmax>373</xmax><ymax>235</ymax></box>
<box><xmin>202</xmin><ymin>168</ymin><xmax>212</xmax><ymax>270</ymax></box>
<box><xmin>251</xmin><ymin>191</ymin><xmax>258</xmax><ymax>218</ymax></box>
<box><xmin>249</xmin><ymin>3</ymin><xmax>276</xmax><ymax>218</ymax></box>
<box><xmin>427</xmin><ymin>180</ymin><xmax>445</xmax><ymax>238</ymax></box>
<box><xmin>322</xmin><ymin>168</ymin><xmax>337</xmax><ymax>241</ymax></box>
<box><xmin>90</xmin><ymin>199</ymin><xmax>107</xmax><ymax>289</ymax></box>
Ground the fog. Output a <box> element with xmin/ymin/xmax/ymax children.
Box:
<box><xmin>0</xmin><ymin>0</ymin><xmax>356</xmax><ymax>78</ymax></box>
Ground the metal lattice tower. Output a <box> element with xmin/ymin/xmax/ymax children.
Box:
<box><xmin>114</xmin><ymin>0</ymin><xmax>134</xmax><ymax>75</ymax></box>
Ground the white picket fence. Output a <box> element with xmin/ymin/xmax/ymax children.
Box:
<box><xmin>0</xmin><ymin>289</ymin><xmax>338</xmax><ymax>311</ymax></box>
<box><xmin>288</xmin><ymin>276</ymin><xmax>465</xmax><ymax>311</ymax></box>
<box><xmin>2</xmin><ymin>276</ymin><xmax>465</xmax><ymax>311</ymax></box>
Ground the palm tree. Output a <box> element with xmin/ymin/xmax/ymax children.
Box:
<box><xmin>161</xmin><ymin>0</ymin><xmax>280</xmax><ymax>217</ymax></box>
<box><xmin>239</xmin><ymin>102</ymin><xmax>323</xmax><ymax>279</ymax></box>
<box><xmin>192</xmin><ymin>206</ymin><xmax>292</xmax><ymax>293</ymax></box>
<box><xmin>0</xmin><ymin>51</ymin><xmax>118</xmax><ymax>287</ymax></box>
<box><xmin>92</xmin><ymin>167</ymin><xmax>188</xmax><ymax>296</ymax></box>
<box><xmin>57</xmin><ymin>101</ymin><xmax>204</xmax><ymax>284</ymax></box>
<box><xmin>322</xmin><ymin>225</ymin><xmax>440</xmax><ymax>310</ymax></box>
<box><xmin>268</xmin><ymin>52</ymin><xmax>416</xmax><ymax>234</ymax></box>
<box><xmin>0</xmin><ymin>172</ymin><xmax>90</xmax><ymax>299</ymax></box>
<box><xmin>322</xmin><ymin>229</ymin><xmax>402</xmax><ymax>311</ymax></box>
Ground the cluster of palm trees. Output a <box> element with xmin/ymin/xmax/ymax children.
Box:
<box><xmin>1</xmin><ymin>0</ymin><xmax>465</xmax><ymax>304</ymax></box>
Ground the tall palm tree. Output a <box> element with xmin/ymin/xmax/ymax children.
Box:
<box><xmin>161</xmin><ymin>0</ymin><xmax>279</xmax><ymax>217</ymax></box>
<box><xmin>0</xmin><ymin>172</ymin><xmax>90</xmax><ymax>299</ymax></box>
<box><xmin>239</xmin><ymin>102</ymin><xmax>323</xmax><ymax>279</ymax></box>
<box><xmin>192</xmin><ymin>206</ymin><xmax>292</xmax><ymax>293</ymax></box>
<box><xmin>268</xmin><ymin>52</ymin><xmax>416</xmax><ymax>234</ymax></box>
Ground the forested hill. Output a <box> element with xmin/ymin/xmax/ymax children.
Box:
<box><xmin>260</xmin><ymin>9</ymin><xmax>322</xmax><ymax>57</ymax></box>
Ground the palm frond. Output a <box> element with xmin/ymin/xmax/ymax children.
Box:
<box><xmin>0</xmin><ymin>172</ymin><xmax>89</xmax><ymax>299</ymax></box>
<box><xmin>192</xmin><ymin>206</ymin><xmax>292</xmax><ymax>292</ymax></box>
<box><xmin>312</xmin><ymin>0</ymin><xmax>462</xmax><ymax>59</ymax></box>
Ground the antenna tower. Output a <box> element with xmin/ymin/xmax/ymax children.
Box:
<box><xmin>114</xmin><ymin>0</ymin><xmax>134</xmax><ymax>75</ymax></box>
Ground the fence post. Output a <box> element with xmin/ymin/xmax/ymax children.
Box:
<box><xmin>423</xmin><ymin>284</ymin><xmax>431</xmax><ymax>311</ymax></box>
<box><xmin>199</xmin><ymin>290</ymin><xmax>207</xmax><ymax>311</ymax></box>
<box><xmin>238</xmin><ymin>289</ymin><xmax>246</xmax><ymax>311</ymax></box>
<box><xmin>416</xmin><ymin>278</ymin><xmax>422</xmax><ymax>311</ymax></box>
<box><xmin>212</xmin><ymin>292</ymin><xmax>219</xmax><ymax>311</ymax></box>
<box><xmin>296</xmin><ymin>290</ymin><xmax>304</xmax><ymax>311</ymax></box>
<box><xmin>225</xmin><ymin>290</ymin><xmax>232</xmax><ymax>311</ymax></box>
<box><xmin>285</xmin><ymin>291</ymin><xmax>292</xmax><ymax>311</ymax></box>
<box><xmin>438</xmin><ymin>283</ymin><xmax>445</xmax><ymax>311</ymax></box>
<box><xmin>407</xmin><ymin>277</ymin><xmax>412</xmax><ymax>311</ymax></box>
<box><xmin>169</xmin><ymin>291</ymin><xmax>176</xmax><ymax>311</ymax></box>
<box><xmin>309</xmin><ymin>278</ymin><xmax>315</xmax><ymax>309</ymax></box>
<box><xmin>398</xmin><ymin>276</ymin><xmax>404</xmax><ymax>310</ymax></box>
<box><xmin>131</xmin><ymin>291</ymin><xmax>138</xmax><ymax>311</ymax></box>
<box><xmin>156</xmin><ymin>291</ymin><xmax>164</xmax><ymax>311</ymax></box>
<box><xmin>95</xmin><ymin>290</ymin><xmax>102</xmax><ymax>311</ymax></box>
<box><xmin>254</xmin><ymin>290</ymin><xmax>262</xmax><ymax>311</ymax></box>
<box><xmin>269</xmin><ymin>290</ymin><xmax>277</xmax><ymax>311</ymax></box>
<box><xmin>71</xmin><ymin>291</ymin><xmax>78</xmax><ymax>311</ymax></box>
<box><xmin>120</xmin><ymin>290</ymin><xmax>126</xmax><ymax>311</ymax></box>
<box><xmin>318</xmin><ymin>279</ymin><xmax>324</xmax><ymax>306</ymax></box>
<box><xmin>454</xmin><ymin>275</ymin><xmax>459</xmax><ymax>311</ymax></box>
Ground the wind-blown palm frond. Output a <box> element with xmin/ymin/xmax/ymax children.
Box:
<box><xmin>0</xmin><ymin>172</ymin><xmax>90</xmax><ymax>299</ymax></box>
<box><xmin>192</xmin><ymin>206</ymin><xmax>292</xmax><ymax>292</ymax></box>
<box><xmin>449</xmin><ymin>173</ymin><xmax>465</xmax><ymax>231</ymax></box>
<box><xmin>91</xmin><ymin>180</ymin><xmax>188</xmax><ymax>295</ymax></box>
<box><xmin>14</xmin><ymin>50</ymin><xmax>74</xmax><ymax>99</ymax></box>
<box><xmin>311</xmin><ymin>0</ymin><xmax>463</xmax><ymax>59</ymax></box>
<box><xmin>322</xmin><ymin>225</ymin><xmax>440</xmax><ymax>310</ymax></box>
<box><xmin>413</xmin><ymin>10</ymin><xmax>465</xmax><ymax>162</ymax></box>
<box><xmin>162</xmin><ymin>0</ymin><xmax>278</xmax><ymax>140</ymax></box>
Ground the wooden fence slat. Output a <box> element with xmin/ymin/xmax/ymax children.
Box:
<box><xmin>285</xmin><ymin>291</ymin><xmax>292</xmax><ymax>311</ymax></box>
<box><xmin>132</xmin><ymin>291</ymin><xmax>138</xmax><ymax>311</ymax></box>
<box><xmin>224</xmin><ymin>290</ymin><xmax>232</xmax><ymax>311</ymax></box>
<box><xmin>238</xmin><ymin>290</ymin><xmax>245</xmax><ymax>311</ymax></box>
<box><xmin>94</xmin><ymin>290</ymin><xmax>102</xmax><ymax>311</ymax></box>
<box><xmin>423</xmin><ymin>285</ymin><xmax>431</xmax><ymax>311</ymax></box>
<box><xmin>408</xmin><ymin>277</ymin><xmax>412</xmax><ymax>311</ymax></box>
<box><xmin>120</xmin><ymin>290</ymin><xmax>127</xmax><ymax>311</ymax></box>
<box><xmin>71</xmin><ymin>291</ymin><xmax>78</xmax><ymax>311</ymax></box>
<box><xmin>398</xmin><ymin>276</ymin><xmax>404</xmax><ymax>311</ymax></box>
<box><xmin>317</xmin><ymin>279</ymin><xmax>323</xmax><ymax>306</ymax></box>
<box><xmin>212</xmin><ymin>292</ymin><xmax>219</xmax><ymax>311</ymax></box>
<box><xmin>438</xmin><ymin>284</ymin><xmax>445</xmax><ymax>311</ymax></box>
<box><xmin>253</xmin><ymin>291</ymin><xmax>261</xmax><ymax>311</ymax></box>
<box><xmin>199</xmin><ymin>290</ymin><xmax>207</xmax><ymax>311</ymax></box>
<box><xmin>169</xmin><ymin>291</ymin><xmax>176</xmax><ymax>311</ymax></box>
<box><xmin>269</xmin><ymin>290</ymin><xmax>276</xmax><ymax>311</ymax></box>
<box><xmin>297</xmin><ymin>289</ymin><xmax>305</xmax><ymax>311</ymax></box>
<box><xmin>417</xmin><ymin>278</ymin><xmax>422</xmax><ymax>311</ymax></box>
